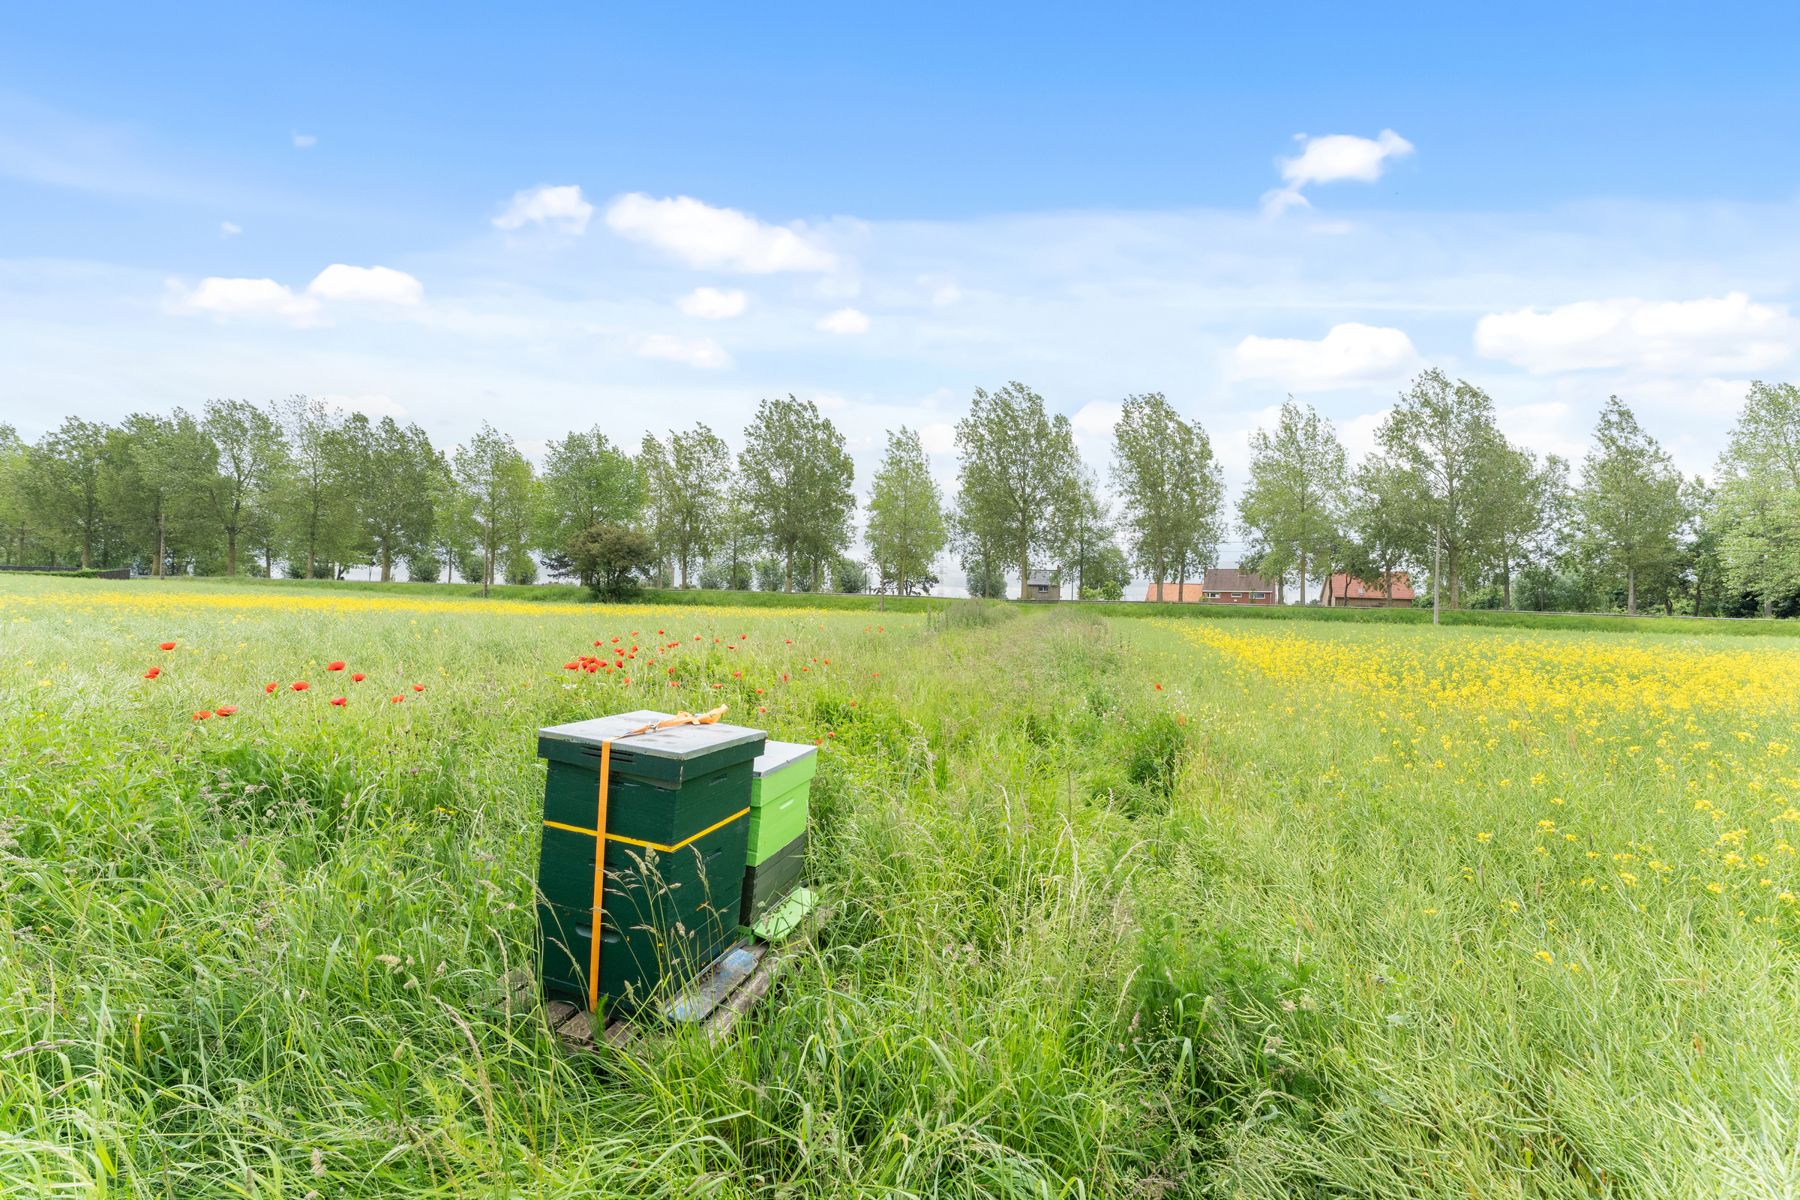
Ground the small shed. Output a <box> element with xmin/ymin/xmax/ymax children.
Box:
<box><xmin>1024</xmin><ymin>569</ymin><xmax>1062</xmax><ymax>602</ymax></box>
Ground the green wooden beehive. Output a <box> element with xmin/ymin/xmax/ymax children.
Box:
<box><xmin>740</xmin><ymin>741</ymin><xmax>817</xmax><ymax>928</ymax></box>
<box><xmin>535</xmin><ymin>710</ymin><xmax>763</xmax><ymax>1012</ymax></box>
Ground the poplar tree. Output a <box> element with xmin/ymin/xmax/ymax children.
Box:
<box><xmin>738</xmin><ymin>396</ymin><xmax>855</xmax><ymax>592</ymax></box>
<box><xmin>196</xmin><ymin>400</ymin><xmax>286</xmax><ymax>577</ymax></box>
<box><xmin>1373</xmin><ymin>370</ymin><xmax>1508</xmax><ymax>610</ymax></box>
<box><xmin>1575</xmin><ymin>396</ymin><xmax>1687</xmax><ymax>615</ymax></box>
<box><xmin>453</xmin><ymin>422</ymin><xmax>534</xmax><ymax>595</ymax></box>
<box><xmin>955</xmin><ymin>381</ymin><xmax>1080</xmax><ymax>600</ymax></box>
<box><xmin>1238</xmin><ymin>400</ymin><xmax>1346</xmax><ymax>604</ymax></box>
<box><xmin>1714</xmin><ymin>381</ymin><xmax>1800</xmax><ymax>617</ymax></box>
<box><xmin>865</xmin><ymin>426</ymin><xmax>947</xmax><ymax>596</ymax></box>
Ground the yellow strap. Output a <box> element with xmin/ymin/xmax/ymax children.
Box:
<box><xmin>544</xmin><ymin>805</ymin><xmax>751</xmax><ymax>854</ymax></box>
<box><xmin>588</xmin><ymin>738</ymin><xmax>610</xmax><ymax>1011</ymax></box>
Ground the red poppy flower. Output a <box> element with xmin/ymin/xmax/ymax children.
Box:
<box><xmin>159</xmin><ymin>641</ymin><xmax>177</xmax><ymax>651</ymax></box>
<box><xmin>827</xmin><ymin>731</ymin><xmax>837</xmax><ymax>739</ymax></box>
<box><xmin>390</xmin><ymin>695</ymin><xmax>403</xmax><ymax>703</ymax></box>
<box><xmin>351</xmin><ymin>672</ymin><xmax>365</xmax><ymax>682</ymax></box>
<box><xmin>781</xmin><ymin>673</ymin><xmax>789</xmax><ymax>682</ymax></box>
<box><xmin>143</xmin><ymin>667</ymin><xmax>161</xmax><ymax>680</ymax></box>
<box><xmin>265</xmin><ymin>682</ymin><xmax>278</xmax><ymax>693</ymax></box>
<box><xmin>192</xmin><ymin>711</ymin><xmax>210</xmax><ymax>721</ymax></box>
<box><xmin>594</xmin><ymin>640</ymin><xmax>603</xmax><ymax>647</ymax></box>
<box><xmin>411</xmin><ymin>683</ymin><xmax>424</xmax><ymax>692</ymax></box>
<box><xmin>329</xmin><ymin>696</ymin><xmax>347</xmax><ymax>707</ymax></box>
<box><xmin>292</xmin><ymin>681</ymin><xmax>310</xmax><ymax>692</ymax></box>
<box><xmin>657</xmin><ymin>629</ymin><xmax>664</xmax><ymax>635</ymax></box>
<box><xmin>214</xmin><ymin>705</ymin><xmax>238</xmax><ymax>717</ymax></box>
<box><xmin>564</xmin><ymin>662</ymin><xmax>578</xmax><ymax>670</ymax></box>
<box><xmin>1153</xmin><ymin>683</ymin><xmax>1162</xmax><ymax>691</ymax></box>
<box><xmin>755</xmin><ymin>687</ymin><xmax>764</xmax><ymax>694</ymax></box>
<box><xmin>757</xmin><ymin>705</ymin><xmax>767</xmax><ymax>714</ymax></box>
<box><xmin>327</xmin><ymin>661</ymin><xmax>346</xmax><ymax>671</ymax></box>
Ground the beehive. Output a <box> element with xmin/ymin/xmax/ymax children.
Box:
<box><xmin>535</xmin><ymin>710</ymin><xmax>764</xmax><ymax>1012</ymax></box>
<box><xmin>740</xmin><ymin>740</ymin><xmax>817</xmax><ymax>928</ymax></box>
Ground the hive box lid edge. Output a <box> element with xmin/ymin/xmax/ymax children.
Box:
<box><xmin>753</xmin><ymin>740</ymin><xmax>819</xmax><ymax>777</ymax></box>
<box><xmin>539</xmin><ymin>710</ymin><xmax>765</xmax><ymax>762</ymax></box>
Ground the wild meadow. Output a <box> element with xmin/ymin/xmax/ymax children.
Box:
<box><xmin>2</xmin><ymin>575</ymin><xmax>1797</xmax><ymax>1198</ymax></box>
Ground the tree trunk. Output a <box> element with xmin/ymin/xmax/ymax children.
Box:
<box><xmin>1019</xmin><ymin>550</ymin><xmax>1030</xmax><ymax>601</ymax></box>
<box><xmin>1626</xmin><ymin>567</ymin><xmax>1636</xmax><ymax>616</ymax></box>
<box><xmin>1432</xmin><ymin>525</ymin><xmax>1442</xmax><ymax>627</ymax></box>
<box><xmin>1298</xmin><ymin>551</ymin><xmax>1308</xmax><ymax>607</ymax></box>
<box><xmin>154</xmin><ymin>511</ymin><xmax>166</xmax><ymax>578</ymax></box>
<box><xmin>380</xmin><ymin>546</ymin><xmax>392</xmax><ymax>583</ymax></box>
<box><xmin>1502</xmin><ymin>552</ymin><xmax>1512</xmax><ymax>611</ymax></box>
<box><xmin>226</xmin><ymin>532</ymin><xmax>238</xmax><ymax>577</ymax></box>
<box><xmin>1764</xmin><ymin>594</ymin><xmax>1774</xmax><ymax>619</ymax></box>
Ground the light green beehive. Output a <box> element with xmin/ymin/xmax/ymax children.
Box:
<box><xmin>740</xmin><ymin>741</ymin><xmax>817</xmax><ymax>936</ymax></box>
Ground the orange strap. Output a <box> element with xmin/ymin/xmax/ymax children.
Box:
<box><xmin>588</xmin><ymin>738</ymin><xmax>610</xmax><ymax>1011</ymax></box>
<box><xmin>620</xmin><ymin>705</ymin><xmax>728</xmax><ymax>737</ymax></box>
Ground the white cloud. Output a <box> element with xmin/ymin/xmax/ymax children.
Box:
<box><xmin>1071</xmin><ymin>400</ymin><xmax>1121</xmax><ymax>438</ymax></box>
<box><xmin>306</xmin><ymin>264</ymin><xmax>423</xmax><ymax>305</ymax></box>
<box><xmin>291</xmin><ymin>132</ymin><xmax>317</xmax><ymax>149</ymax></box>
<box><xmin>1230</xmin><ymin>322</ymin><xmax>1421</xmax><ymax>390</ymax></box>
<box><xmin>1262</xmin><ymin>129</ymin><xmax>1413</xmax><ymax>214</ymax></box>
<box><xmin>919</xmin><ymin>422</ymin><xmax>957</xmax><ymax>455</ymax></box>
<box><xmin>605</xmin><ymin>193</ymin><xmax>838</xmax><ymax>273</ymax></box>
<box><xmin>493</xmin><ymin>184</ymin><xmax>594</xmax><ymax>234</ymax></box>
<box><xmin>816</xmin><ymin>307</ymin><xmax>869</xmax><ymax>335</ymax></box>
<box><xmin>676</xmin><ymin>286</ymin><xmax>748</xmax><ymax>319</ymax></box>
<box><xmin>171</xmin><ymin>276</ymin><xmax>321</xmax><ymax>325</ymax></box>
<box><xmin>219</xmin><ymin>221</ymin><xmax>242</xmax><ymax>237</ymax></box>
<box><xmin>631</xmin><ymin>333</ymin><xmax>732</xmax><ymax>370</ymax></box>
<box><xmin>319</xmin><ymin>393</ymin><xmax>408</xmax><ymax>420</ymax></box>
<box><xmin>1474</xmin><ymin>292</ymin><xmax>1796</xmax><ymax>374</ymax></box>
<box><xmin>168</xmin><ymin>263</ymin><xmax>422</xmax><ymax>325</ymax></box>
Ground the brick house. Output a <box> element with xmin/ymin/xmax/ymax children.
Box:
<box><xmin>1322</xmin><ymin>571</ymin><xmax>1415</xmax><ymax>608</ymax></box>
<box><xmin>1024</xmin><ymin>568</ymin><xmax>1062</xmax><ymax>602</ymax></box>
<box><xmin>1143</xmin><ymin>566</ymin><xmax>1278</xmax><ymax>604</ymax></box>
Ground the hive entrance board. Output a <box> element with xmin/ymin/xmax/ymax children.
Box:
<box><xmin>504</xmin><ymin>904</ymin><xmax>828</xmax><ymax>1052</ymax></box>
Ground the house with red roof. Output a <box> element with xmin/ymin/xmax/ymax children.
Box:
<box><xmin>1144</xmin><ymin>566</ymin><xmax>1278</xmax><ymax>605</ymax></box>
<box><xmin>1322</xmin><ymin>571</ymin><xmax>1415</xmax><ymax>608</ymax></box>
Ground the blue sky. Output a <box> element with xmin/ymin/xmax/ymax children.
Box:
<box><xmin>4</xmin><ymin>2</ymin><xmax>1799</xmax><ymax>583</ymax></box>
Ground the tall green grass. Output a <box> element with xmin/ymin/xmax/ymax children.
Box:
<box><xmin>3</xmin><ymin>577</ymin><xmax>1795</xmax><ymax>1196</ymax></box>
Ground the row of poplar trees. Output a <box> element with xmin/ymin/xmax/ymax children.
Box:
<box><xmin>3</xmin><ymin>374</ymin><xmax>1795</xmax><ymax>613</ymax></box>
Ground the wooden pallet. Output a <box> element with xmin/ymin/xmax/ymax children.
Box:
<box><xmin>506</xmin><ymin>907</ymin><xmax>826</xmax><ymax>1052</ymax></box>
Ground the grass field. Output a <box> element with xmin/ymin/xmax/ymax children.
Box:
<box><xmin>2</xmin><ymin>576</ymin><xmax>1798</xmax><ymax>1198</ymax></box>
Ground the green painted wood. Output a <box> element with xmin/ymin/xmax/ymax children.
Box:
<box><xmin>535</xmin><ymin>710</ymin><xmax>761</xmax><ymax>1012</ymax></box>
<box><xmin>739</xmin><ymin>831</ymin><xmax>805</xmax><ymax>923</ymax></box>
<box><xmin>746</xmin><ymin>742</ymin><xmax>815</xmax><ymax>863</ymax></box>
<box><xmin>537</xmin><ymin>810</ymin><xmax>749</xmax><ymax>1012</ymax></box>
<box><xmin>539</xmin><ymin>710</ymin><xmax>764</xmax><ymax>780</ymax></box>
<box><xmin>543</xmin><ymin>758</ymin><xmax>753</xmax><ymax>846</ymax></box>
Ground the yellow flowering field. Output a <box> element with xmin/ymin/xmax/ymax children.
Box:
<box><xmin>1134</xmin><ymin>617</ymin><xmax>1800</xmax><ymax>1196</ymax></box>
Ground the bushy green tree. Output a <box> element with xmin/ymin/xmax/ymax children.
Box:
<box><xmin>538</xmin><ymin>428</ymin><xmax>642</xmax><ymax>558</ymax></box>
<box><xmin>568</xmin><ymin>523</ymin><xmax>655</xmax><ymax>601</ymax></box>
<box><xmin>1112</xmin><ymin>392</ymin><xmax>1223</xmax><ymax>600</ymax></box>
